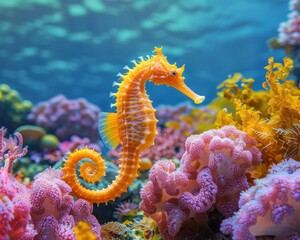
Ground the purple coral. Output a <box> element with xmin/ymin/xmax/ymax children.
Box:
<box><xmin>27</xmin><ymin>95</ymin><xmax>100</xmax><ymax>141</ymax></box>
<box><xmin>140</xmin><ymin>126</ymin><xmax>262</xmax><ymax>239</ymax></box>
<box><xmin>30</xmin><ymin>168</ymin><xmax>101</xmax><ymax>239</ymax></box>
<box><xmin>278</xmin><ymin>0</ymin><xmax>300</xmax><ymax>45</ymax></box>
<box><xmin>221</xmin><ymin>159</ymin><xmax>300</xmax><ymax>240</ymax></box>
<box><xmin>155</xmin><ymin>103</ymin><xmax>192</xmax><ymax>127</ymax></box>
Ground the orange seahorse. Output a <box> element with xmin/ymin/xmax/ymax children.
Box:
<box><xmin>62</xmin><ymin>47</ymin><xmax>205</xmax><ymax>204</ymax></box>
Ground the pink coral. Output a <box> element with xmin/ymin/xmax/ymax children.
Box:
<box><xmin>140</xmin><ymin>126</ymin><xmax>262</xmax><ymax>239</ymax></box>
<box><xmin>26</xmin><ymin>95</ymin><xmax>100</xmax><ymax>141</ymax></box>
<box><xmin>0</xmin><ymin>127</ymin><xmax>35</xmax><ymax>239</ymax></box>
<box><xmin>0</xmin><ymin>168</ymin><xmax>36</xmax><ymax>239</ymax></box>
<box><xmin>221</xmin><ymin>159</ymin><xmax>300</xmax><ymax>239</ymax></box>
<box><xmin>30</xmin><ymin>168</ymin><xmax>101</xmax><ymax>239</ymax></box>
<box><xmin>0</xmin><ymin>127</ymin><xmax>28</xmax><ymax>173</ymax></box>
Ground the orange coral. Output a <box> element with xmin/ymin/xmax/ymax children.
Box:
<box><xmin>215</xmin><ymin>57</ymin><xmax>300</xmax><ymax>178</ymax></box>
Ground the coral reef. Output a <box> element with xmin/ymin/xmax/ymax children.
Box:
<box><xmin>0</xmin><ymin>84</ymin><xmax>32</xmax><ymax>132</ymax></box>
<box><xmin>26</xmin><ymin>94</ymin><xmax>100</xmax><ymax>141</ymax></box>
<box><xmin>215</xmin><ymin>57</ymin><xmax>300</xmax><ymax>178</ymax></box>
<box><xmin>221</xmin><ymin>159</ymin><xmax>300</xmax><ymax>239</ymax></box>
<box><xmin>140</xmin><ymin>125</ymin><xmax>262</xmax><ymax>239</ymax></box>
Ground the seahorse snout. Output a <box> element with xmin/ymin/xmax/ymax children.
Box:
<box><xmin>171</xmin><ymin>78</ymin><xmax>205</xmax><ymax>104</ymax></box>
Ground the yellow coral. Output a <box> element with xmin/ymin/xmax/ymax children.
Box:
<box><xmin>215</xmin><ymin>72</ymin><xmax>269</xmax><ymax>116</ymax></box>
<box><xmin>215</xmin><ymin>57</ymin><xmax>300</xmax><ymax>178</ymax></box>
<box><xmin>74</xmin><ymin>221</ymin><xmax>97</xmax><ymax>240</ymax></box>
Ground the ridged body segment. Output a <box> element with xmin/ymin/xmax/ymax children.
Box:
<box><xmin>117</xmin><ymin>69</ymin><xmax>158</xmax><ymax>152</ymax></box>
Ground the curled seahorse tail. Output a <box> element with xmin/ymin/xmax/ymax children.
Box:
<box><xmin>62</xmin><ymin>147</ymin><xmax>140</xmax><ymax>204</ymax></box>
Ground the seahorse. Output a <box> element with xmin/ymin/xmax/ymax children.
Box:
<box><xmin>62</xmin><ymin>47</ymin><xmax>205</xmax><ymax>204</ymax></box>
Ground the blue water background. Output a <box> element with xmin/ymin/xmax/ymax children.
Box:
<box><xmin>0</xmin><ymin>0</ymin><xmax>288</xmax><ymax>112</ymax></box>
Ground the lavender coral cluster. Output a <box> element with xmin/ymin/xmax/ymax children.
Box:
<box><xmin>27</xmin><ymin>95</ymin><xmax>100</xmax><ymax>141</ymax></box>
<box><xmin>278</xmin><ymin>0</ymin><xmax>300</xmax><ymax>45</ymax></box>
<box><xmin>221</xmin><ymin>159</ymin><xmax>300</xmax><ymax>239</ymax></box>
<box><xmin>31</xmin><ymin>168</ymin><xmax>101</xmax><ymax>239</ymax></box>
<box><xmin>140</xmin><ymin>126</ymin><xmax>262</xmax><ymax>239</ymax></box>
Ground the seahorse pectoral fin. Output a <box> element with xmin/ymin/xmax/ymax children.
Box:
<box><xmin>98</xmin><ymin>112</ymin><xmax>121</xmax><ymax>149</ymax></box>
<box><xmin>172</xmin><ymin>78</ymin><xmax>205</xmax><ymax>104</ymax></box>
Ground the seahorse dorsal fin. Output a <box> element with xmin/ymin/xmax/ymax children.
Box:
<box><xmin>98</xmin><ymin>112</ymin><xmax>121</xmax><ymax>149</ymax></box>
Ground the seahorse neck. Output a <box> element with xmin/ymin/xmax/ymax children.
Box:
<box><xmin>124</xmin><ymin>61</ymin><xmax>153</xmax><ymax>92</ymax></box>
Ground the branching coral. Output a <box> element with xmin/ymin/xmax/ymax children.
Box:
<box><xmin>221</xmin><ymin>159</ymin><xmax>300</xmax><ymax>239</ymax></box>
<box><xmin>140</xmin><ymin>126</ymin><xmax>262</xmax><ymax>239</ymax></box>
<box><xmin>215</xmin><ymin>57</ymin><xmax>300</xmax><ymax>178</ymax></box>
<box><xmin>0</xmin><ymin>127</ymin><xmax>28</xmax><ymax>173</ymax></box>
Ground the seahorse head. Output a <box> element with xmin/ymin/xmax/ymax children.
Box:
<box><xmin>149</xmin><ymin>47</ymin><xmax>205</xmax><ymax>104</ymax></box>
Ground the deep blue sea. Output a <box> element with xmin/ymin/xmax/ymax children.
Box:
<box><xmin>0</xmin><ymin>0</ymin><xmax>288</xmax><ymax>111</ymax></box>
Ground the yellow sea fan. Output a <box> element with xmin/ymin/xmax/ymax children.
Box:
<box><xmin>215</xmin><ymin>57</ymin><xmax>300</xmax><ymax>178</ymax></box>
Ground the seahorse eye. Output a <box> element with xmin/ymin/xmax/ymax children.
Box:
<box><xmin>171</xmin><ymin>70</ymin><xmax>177</xmax><ymax>76</ymax></box>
